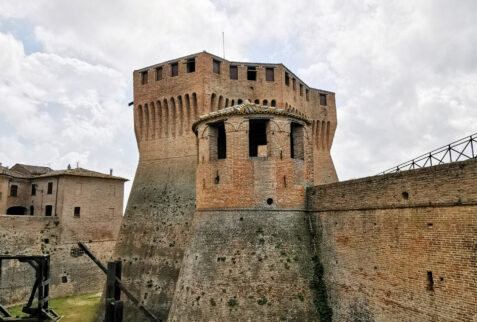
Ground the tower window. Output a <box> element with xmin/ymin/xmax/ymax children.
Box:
<box><xmin>230</xmin><ymin>65</ymin><xmax>238</xmax><ymax>80</ymax></box>
<box><xmin>209</xmin><ymin>121</ymin><xmax>226</xmax><ymax>160</ymax></box>
<box><xmin>300</xmin><ymin>84</ymin><xmax>303</xmax><ymax>96</ymax></box>
<box><xmin>30</xmin><ymin>206</ymin><xmax>34</xmax><ymax>216</ymax></box>
<box><xmin>155</xmin><ymin>66</ymin><xmax>163</xmax><ymax>80</ymax></box>
<box><xmin>285</xmin><ymin>72</ymin><xmax>290</xmax><ymax>86</ymax></box>
<box><xmin>45</xmin><ymin>205</ymin><xmax>52</xmax><ymax>217</ymax></box>
<box><xmin>249</xmin><ymin>119</ymin><xmax>268</xmax><ymax>157</ymax></box>
<box><xmin>306</xmin><ymin>89</ymin><xmax>309</xmax><ymax>101</ymax></box>
<box><xmin>320</xmin><ymin>93</ymin><xmax>327</xmax><ymax>105</ymax></box>
<box><xmin>247</xmin><ymin>66</ymin><xmax>257</xmax><ymax>81</ymax></box>
<box><xmin>171</xmin><ymin>62</ymin><xmax>179</xmax><ymax>77</ymax></box>
<box><xmin>140</xmin><ymin>71</ymin><xmax>148</xmax><ymax>85</ymax></box>
<box><xmin>74</xmin><ymin>207</ymin><xmax>81</xmax><ymax>217</ymax></box>
<box><xmin>213</xmin><ymin>59</ymin><xmax>221</xmax><ymax>74</ymax></box>
<box><xmin>10</xmin><ymin>185</ymin><xmax>18</xmax><ymax>197</ymax></box>
<box><xmin>290</xmin><ymin>123</ymin><xmax>304</xmax><ymax>160</ymax></box>
<box><xmin>31</xmin><ymin>184</ymin><xmax>36</xmax><ymax>196</ymax></box>
<box><xmin>266</xmin><ymin>68</ymin><xmax>274</xmax><ymax>81</ymax></box>
<box><xmin>292</xmin><ymin>78</ymin><xmax>296</xmax><ymax>90</ymax></box>
<box><xmin>186</xmin><ymin>58</ymin><xmax>195</xmax><ymax>73</ymax></box>
<box><xmin>47</xmin><ymin>182</ymin><xmax>53</xmax><ymax>194</ymax></box>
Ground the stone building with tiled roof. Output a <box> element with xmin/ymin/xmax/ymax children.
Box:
<box><xmin>0</xmin><ymin>163</ymin><xmax>127</xmax><ymax>305</ymax></box>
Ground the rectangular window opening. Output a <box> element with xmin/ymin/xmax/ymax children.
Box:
<box><xmin>74</xmin><ymin>207</ymin><xmax>81</xmax><ymax>217</ymax></box>
<box><xmin>247</xmin><ymin>66</ymin><xmax>257</xmax><ymax>81</ymax></box>
<box><xmin>47</xmin><ymin>182</ymin><xmax>53</xmax><ymax>194</ymax></box>
<box><xmin>31</xmin><ymin>184</ymin><xmax>36</xmax><ymax>196</ymax></box>
<box><xmin>155</xmin><ymin>66</ymin><xmax>163</xmax><ymax>80</ymax></box>
<box><xmin>320</xmin><ymin>93</ymin><xmax>327</xmax><ymax>105</ymax></box>
<box><xmin>285</xmin><ymin>72</ymin><xmax>290</xmax><ymax>86</ymax></box>
<box><xmin>249</xmin><ymin>119</ymin><xmax>268</xmax><ymax>157</ymax></box>
<box><xmin>266</xmin><ymin>68</ymin><xmax>274</xmax><ymax>81</ymax></box>
<box><xmin>140</xmin><ymin>71</ymin><xmax>148</xmax><ymax>85</ymax></box>
<box><xmin>186</xmin><ymin>58</ymin><xmax>195</xmax><ymax>73</ymax></box>
<box><xmin>290</xmin><ymin>123</ymin><xmax>305</xmax><ymax>160</ymax></box>
<box><xmin>45</xmin><ymin>205</ymin><xmax>52</xmax><ymax>217</ymax></box>
<box><xmin>299</xmin><ymin>84</ymin><xmax>303</xmax><ymax>96</ymax></box>
<box><xmin>10</xmin><ymin>185</ymin><xmax>18</xmax><ymax>197</ymax></box>
<box><xmin>292</xmin><ymin>78</ymin><xmax>296</xmax><ymax>90</ymax></box>
<box><xmin>213</xmin><ymin>59</ymin><xmax>221</xmax><ymax>74</ymax></box>
<box><xmin>171</xmin><ymin>62</ymin><xmax>179</xmax><ymax>77</ymax></box>
<box><xmin>230</xmin><ymin>65</ymin><xmax>238</xmax><ymax>80</ymax></box>
<box><xmin>306</xmin><ymin>89</ymin><xmax>309</xmax><ymax>101</ymax></box>
<box><xmin>209</xmin><ymin>121</ymin><xmax>226</xmax><ymax>160</ymax></box>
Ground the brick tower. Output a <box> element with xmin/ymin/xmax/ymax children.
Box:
<box><xmin>114</xmin><ymin>51</ymin><xmax>338</xmax><ymax>320</ymax></box>
<box><xmin>167</xmin><ymin>103</ymin><xmax>320</xmax><ymax>320</ymax></box>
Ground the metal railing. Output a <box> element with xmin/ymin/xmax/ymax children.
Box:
<box><xmin>379</xmin><ymin>132</ymin><xmax>476</xmax><ymax>175</ymax></box>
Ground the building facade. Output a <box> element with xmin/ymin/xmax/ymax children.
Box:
<box><xmin>0</xmin><ymin>164</ymin><xmax>126</xmax><ymax>305</ymax></box>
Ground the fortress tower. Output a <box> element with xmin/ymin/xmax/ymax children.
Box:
<box><xmin>115</xmin><ymin>51</ymin><xmax>338</xmax><ymax>320</ymax></box>
<box><xmin>168</xmin><ymin>103</ymin><xmax>320</xmax><ymax>320</ymax></box>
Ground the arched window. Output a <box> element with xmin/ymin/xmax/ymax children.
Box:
<box><xmin>231</xmin><ymin>100</ymin><xmax>235</xmax><ymax>106</ymax></box>
<box><xmin>177</xmin><ymin>96</ymin><xmax>184</xmax><ymax>136</ymax></box>
<box><xmin>7</xmin><ymin>206</ymin><xmax>26</xmax><ymax>215</ymax></box>
<box><xmin>137</xmin><ymin>105</ymin><xmax>143</xmax><ymax>139</ymax></box>
<box><xmin>263</xmin><ymin>100</ymin><xmax>268</xmax><ymax>106</ymax></box>
<box><xmin>144</xmin><ymin>104</ymin><xmax>149</xmax><ymax>140</ymax></box>
<box><xmin>210</xmin><ymin>93</ymin><xmax>216</xmax><ymax>112</ymax></box>
<box><xmin>238</xmin><ymin>99</ymin><xmax>243</xmax><ymax>104</ymax></box>
<box><xmin>185</xmin><ymin>94</ymin><xmax>191</xmax><ymax>131</ymax></box>
<box><xmin>218</xmin><ymin>96</ymin><xmax>224</xmax><ymax>110</ymax></box>
<box><xmin>254</xmin><ymin>99</ymin><xmax>259</xmax><ymax>104</ymax></box>
<box><xmin>271</xmin><ymin>100</ymin><xmax>276</xmax><ymax>107</ymax></box>
<box><xmin>192</xmin><ymin>93</ymin><xmax>198</xmax><ymax>120</ymax></box>
<box><xmin>170</xmin><ymin>97</ymin><xmax>176</xmax><ymax>137</ymax></box>
<box><xmin>150</xmin><ymin>102</ymin><xmax>156</xmax><ymax>139</ymax></box>
<box><xmin>157</xmin><ymin>100</ymin><xmax>162</xmax><ymax>138</ymax></box>
<box><xmin>163</xmin><ymin>99</ymin><xmax>169</xmax><ymax>137</ymax></box>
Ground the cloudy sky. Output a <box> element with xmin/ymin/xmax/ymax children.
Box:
<box><xmin>1</xmin><ymin>0</ymin><xmax>476</xmax><ymax>204</ymax></box>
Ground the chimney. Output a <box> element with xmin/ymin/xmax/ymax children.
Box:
<box><xmin>110</xmin><ymin>169</ymin><xmax>113</xmax><ymax>176</ymax></box>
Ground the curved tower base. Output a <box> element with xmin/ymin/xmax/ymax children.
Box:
<box><xmin>169</xmin><ymin>209</ymin><xmax>319</xmax><ymax>321</ymax></box>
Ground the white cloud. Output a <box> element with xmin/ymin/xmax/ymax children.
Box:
<box><xmin>0</xmin><ymin>0</ymin><xmax>476</xmax><ymax>198</ymax></box>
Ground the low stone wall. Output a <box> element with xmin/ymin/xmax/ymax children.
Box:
<box><xmin>0</xmin><ymin>215</ymin><xmax>115</xmax><ymax>306</ymax></box>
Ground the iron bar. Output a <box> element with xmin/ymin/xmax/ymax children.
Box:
<box><xmin>379</xmin><ymin>132</ymin><xmax>477</xmax><ymax>175</ymax></box>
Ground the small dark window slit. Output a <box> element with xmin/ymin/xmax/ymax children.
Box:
<box><xmin>427</xmin><ymin>271</ymin><xmax>434</xmax><ymax>291</ymax></box>
<box><xmin>215</xmin><ymin>171</ymin><xmax>220</xmax><ymax>184</ymax></box>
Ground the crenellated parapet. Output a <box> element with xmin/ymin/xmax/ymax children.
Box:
<box><xmin>132</xmin><ymin>51</ymin><xmax>337</xmax><ymax>183</ymax></box>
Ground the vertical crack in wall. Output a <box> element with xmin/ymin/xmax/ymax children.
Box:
<box><xmin>306</xmin><ymin>207</ymin><xmax>333</xmax><ymax>322</ymax></box>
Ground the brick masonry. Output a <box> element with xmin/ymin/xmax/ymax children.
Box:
<box><xmin>308</xmin><ymin>159</ymin><xmax>477</xmax><ymax>321</ymax></box>
<box><xmin>0</xmin><ymin>169</ymin><xmax>125</xmax><ymax>306</ymax></box>
<box><xmin>114</xmin><ymin>51</ymin><xmax>476</xmax><ymax>321</ymax></box>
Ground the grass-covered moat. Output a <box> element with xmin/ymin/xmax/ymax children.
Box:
<box><xmin>7</xmin><ymin>292</ymin><xmax>101</xmax><ymax>322</ymax></box>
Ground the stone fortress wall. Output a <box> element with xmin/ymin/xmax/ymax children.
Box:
<box><xmin>308</xmin><ymin>159</ymin><xmax>477</xmax><ymax>321</ymax></box>
<box><xmin>114</xmin><ymin>51</ymin><xmax>476</xmax><ymax>321</ymax></box>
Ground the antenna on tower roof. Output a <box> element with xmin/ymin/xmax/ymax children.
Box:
<box><xmin>222</xmin><ymin>32</ymin><xmax>225</xmax><ymax>59</ymax></box>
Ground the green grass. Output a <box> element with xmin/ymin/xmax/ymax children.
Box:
<box><xmin>8</xmin><ymin>292</ymin><xmax>101</xmax><ymax>322</ymax></box>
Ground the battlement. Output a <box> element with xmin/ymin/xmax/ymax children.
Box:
<box><xmin>132</xmin><ymin>51</ymin><xmax>337</xmax><ymax>184</ymax></box>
